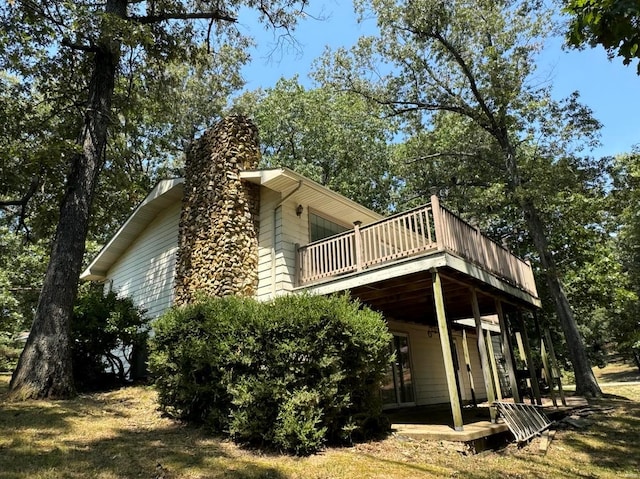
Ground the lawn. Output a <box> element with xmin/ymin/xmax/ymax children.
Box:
<box><xmin>1</xmin><ymin>367</ymin><xmax>639</xmax><ymax>479</ymax></box>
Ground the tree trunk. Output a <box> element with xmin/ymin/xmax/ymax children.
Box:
<box><xmin>498</xmin><ymin>139</ymin><xmax>601</xmax><ymax>398</ymax></box>
<box><xmin>522</xmin><ymin>198</ymin><xmax>602</xmax><ymax>397</ymax></box>
<box><xmin>10</xmin><ymin>0</ymin><xmax>125</xmax><ymax>399</ymax></box>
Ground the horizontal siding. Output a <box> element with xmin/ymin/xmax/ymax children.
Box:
<box><xmin>387</xmin><ymin>320</ymin><xmax>489</xmax><ymax>406</ymax></box>
<box><xmin>274</xmin><ymin>196</ymin><xmax>311</xmax><ymax>294</ymax></box>
<box><xmin>107</xmin><ymin>202</ymin><xmax>181</xmax><ymax>319</ymax></box>
<box><xmin>256</xmin><ymin>188</ymin><xmax>278</xmax><ymax>301</ymax></box>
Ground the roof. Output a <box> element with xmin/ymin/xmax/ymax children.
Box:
<box><xmin>81</xmin><ymin>168</ymin><xmax>382</xmax><ymax>281</ymax></box>
<box><xmin>240</xmin><ymin>168</ymin><xmax>383</xmax><ymax>225</ymax></box>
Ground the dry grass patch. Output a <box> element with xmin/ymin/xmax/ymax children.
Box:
<box><xmin>1</xmin><ymin>373</ymin><xmax>639</xmax><ymax>479</ymax></box>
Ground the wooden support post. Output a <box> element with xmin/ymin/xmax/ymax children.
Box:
<box><xmin>430</xmin><ymin>195</ymin><xmax>445</xmax><ymax>251</ymax></box>
<box><xmin>544</xmin><ymin>330</ymin><xmax>567</xmax><ymax>406</ymax></box>
<box><xmin>294</xmin><ymin>243</ymin><xmax>300</xmax><ymax>287</ymax></box>
<box><xmin>353</xmin><ymin>221</ymin><xmax>363</xmax><ymax>271</ymax></box>
<box><xmin>461</xmin><ymin>329</ymin><xmax>477</xmax><ymax>406</ymax></box>
<box><xmin>496</xmin><ymin>300</ymin><xmax>521</xmax><ymax>403</ymax></box>
<box><xmin>540</xmin><ymin>337</ymin><xmax>558</xmax><ymax>407</ymax></box>
<box><xmin>432</xmin><ymin>269</ymin><xmax>464</xmax><ymax>431</ymax></box>
<box><xmin>470</xmin><ymin>289</ymin><xmax>497</xmax><ymax>422</ymax></box>
<box><xmin>518</xmin><ymin>312</ymin><xmax>542</xmax><ymax>405</ymax></box>
<box><xmin>486</xmin><ymin>330</ymin><xmax>503</xmax><ymax>401</ymax></box>
<box><xmin>515</xmin><ymin>332</ymin><xmax>534</xmax><ymax>404</ymax></box>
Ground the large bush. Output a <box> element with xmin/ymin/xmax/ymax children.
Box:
<box><xmin>71</xmin><ymin>285</ymin><xmax>150</xmax><ymax>390</ymax></box>
<box><xmin>150</xmin><ymin>293</ymin><xmax>392</xmax><ymax>455</ymax></box>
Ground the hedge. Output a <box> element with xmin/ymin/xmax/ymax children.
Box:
<box><xmin>150</xmin><ymin>293</ymin><xmax>392</xmax><ymax>454</ymax></box>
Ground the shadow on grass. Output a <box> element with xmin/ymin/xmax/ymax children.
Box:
<box><xmin>560</xmin><ymin>395</ymin><xmax>640</xmax><ymax>474</ymax></box>
<box><xmin>598</xmin><ymin>371</ymin><xmax>640</xmax><ymax>383</ymax></box>
<box><xmin>0</xmin><ymin>384</ymin><xmax>287</xmax><ymax>479</ymax></box>
<box><xmin>0</xmin><ymin>423</ymin><xmax>287</xmax><ymax>478</ymax></box>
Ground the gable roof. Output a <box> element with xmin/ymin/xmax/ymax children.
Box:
<box><xmin>81</xmin><ymin>168</ymin><xmax>382</xmax><ymax>282</ymax></box>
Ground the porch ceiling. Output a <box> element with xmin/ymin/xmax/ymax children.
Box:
<box><xmin>346</xmin><ymin>267</ymin><xmax>526</xmax><ymax>325</ymax></box>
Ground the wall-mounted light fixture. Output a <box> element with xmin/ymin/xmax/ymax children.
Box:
<box><xmin>296</xmin><ymin>204</ymin><xmax>304</xmax><ymax>217</ymax></box>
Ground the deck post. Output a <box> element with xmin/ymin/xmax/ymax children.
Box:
<box><xmin>353</xmin><ymin>221</ymin><xmax>363</xmax><ymax>271</ymax></box>
<box><xmin>496</xmin><ymin>300</ymin><xmax>521</xmax><ymax>403</ymax></box>
<box><xmin>515</xmin><ymin>332</ymin><xmax>533</xmax><ymax>404</ymax></box>
<box><xmin>294</xmin><ymin>243</ymin><xmax>300</xmax><ymax>287</ymax></box>
<box><xmin>470</xmin><ymin>289</ymin><xmax>497</xmax><ymax>422</ymax></box>
<box><xmin>540</xmin><ymin>337</ymin><xmax>558</xmax><ymax>407</ymax></box>
<box><xmin>544</xmin><ymin>330</ymin><xmax>567</xmax><ymax>406</ymax></box>
<box><xmin>486</xmin><ymin>330</ymin><xmax>503</xmax><ymax>401</ymax></box>
<box><xmin>516</xmin><ymin>311</ymin><xmax>542</xmax><ymax>405</ymax></box>
<box><xmin>461</xmin><ymin>329</ymin><xmax>477</xmax><ymax>406</ymax></box>
<box><xmin>431</xmin><ymin>269</ymin><xmax>464</xmax><ymax>431</ymax></box>
<box><xmin>430</xmin><ymin>195</ymin><xmax>445</xmax><ymax>251</ymax></box>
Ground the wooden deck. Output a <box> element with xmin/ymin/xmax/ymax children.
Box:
<box><xmin>296</xmin><ymin>196</ymin><xmax>537</xmax><ymax>297</ymax></box>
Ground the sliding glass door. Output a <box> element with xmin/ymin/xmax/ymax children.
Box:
<box><xmin>381</xmin><ymin>333</ymin><xmax>415</xmax><ymax>407</ymax></box>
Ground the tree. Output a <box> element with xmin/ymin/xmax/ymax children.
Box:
<box><xmin>609</xmin><ymin>149</ymin><xmax>640</xmax><ymax>368</ymax></box>
<box><xmin>317</xmin><ymin>0</ymin><xmax>603</xmax><ymax>396</ymax></box>
<box><xmin>233</xmin><ymin>77</ymin><xmax>401</xmax><ymax>213</ymax></box>
<box><xmin>565</xmin><ymin>0</ymin><xmax>640</xmax><ymax>73</ymax></box>
<box><xmin>1</xmin><ymin>0</ymin><xmax>309</xmax><ymax>399</ymax></box>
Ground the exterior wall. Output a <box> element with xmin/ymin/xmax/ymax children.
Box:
<box><xmin>256</xmin><ymin>192</ymin><xmax>315</xmax><ymax>300</ymax></box>
<box><xmin>387</xmin><ymin>319</ymin><xmax>488</xmax><ymax>406</ymax></box>
<box><xmin>106</xmin><ymin>201</ymin><xmax>181</xmax><ymax>319</ymax></box>
<box><xmin>276</xmin><ymin>196</ymin><xmax>309</xmax><ymax>294</ymax></box>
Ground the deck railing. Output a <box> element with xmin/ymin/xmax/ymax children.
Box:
<box><xmin>296</xmin><ymin>196</ymin><xmax>537</xmax><ymax>296</ymax></box>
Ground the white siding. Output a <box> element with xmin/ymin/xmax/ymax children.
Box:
<box><xmin>256</xmin><ymin>188</ymin><xmax>278</xmax><ymax>300</ymax></box>
<box><xmin>106</xmin><ymin>201</ymin><xmax>181</xmax><ymax>319</ymax></box>
<box><xmin>256</xmin><ymin>189</ymin><xmax>326</xmax><ymax>299</ymax></box>
<box><xmin>387</xmin><ymin>320</ymin><xmax>488</xmax><ymax>406</ymax></box>
<box><xmin>275</xmin><ymin>196</ymin><xmax>308</xmax><ymax>294</ymax></box>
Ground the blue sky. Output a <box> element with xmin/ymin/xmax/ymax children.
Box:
<box><xmin>238</xmin><ymin>3</ymin><xmax>639</xmax><ymax>159</ymax></box>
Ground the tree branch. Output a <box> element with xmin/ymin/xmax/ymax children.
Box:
<box><xmin>129</xmin><ymin>10</ymin><xmax>237</xmax><ymax>25</ymax></box>
<box><xmin>61</xmin><ymin>37</ymin><xmax>100</xmax><ymax>53</ymax></box>
<box><xmin>0</xmin><ymin>174</ymin><xmax>40</xmax><ymax>209</ymax></box>
<box><xmin>405</xmin><ymin>151</ymin><xmax>479</xmax><ymax>164</ymax></box>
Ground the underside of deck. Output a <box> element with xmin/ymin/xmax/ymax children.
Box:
<box><xmin>297</xmin><ymin>250</ymin><xmax>540</xmax><ymax>324</ymax></box>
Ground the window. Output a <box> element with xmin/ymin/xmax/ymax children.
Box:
<box><xmin>309</xmin><ymin>212</ymin><xmax>349</xmax><ymax>242</ymax></box>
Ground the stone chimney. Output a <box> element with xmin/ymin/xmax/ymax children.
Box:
<box><xmin>174</xmin><ymin>116</ymin><xmax>261</xmax><ymax>305</ymax></box>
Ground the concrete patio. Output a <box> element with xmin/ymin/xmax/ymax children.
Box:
<box><xmin>386</xmin><ymin>394</ymin><xmax>589</xmax><ymax>443</ymax></box>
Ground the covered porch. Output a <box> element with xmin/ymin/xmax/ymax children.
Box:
<box><xmin>295</xmin><ymin>197</ymin><xmax>565</xmax><ymax>434</ymax></box>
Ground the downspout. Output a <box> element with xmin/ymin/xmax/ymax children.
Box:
<box><xmin>271</xmin><ymin>180</ymin><xmax>304</xmax><ymax>296</ymax></box>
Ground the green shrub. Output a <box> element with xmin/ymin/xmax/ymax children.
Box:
<box><xmin>0</xmin><ymin>332</ymin><xmax>22</xmax><ymax>372</ymax></box>
<box><xmin>150</xmin><ymin>293</ymin><xmax>392</xmax><ymax>454</ymax></box>
<box><xmin>71</xmin><ymin>285</ymin><xmax>150</xmax><ymax>390</ymax></box>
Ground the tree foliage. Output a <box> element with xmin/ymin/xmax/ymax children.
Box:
<box><xmin>316</xmin><ymin>0</ymin><xmax>603</xmax><ymax>395</ymax></box>
<box><xmin>2</xmin><ymin>0</ymin><xmax>309</xmax><ymax>399</ymax></box>
<box><xmin>609</xmin><ymin>149</ymin><xmax>640</xmax><ymax>367</ymax></box>
<box><xmin>232</xmin><ymin>77</ymin><xmax>401</xmax><ymax>213</ymax></box>
<box><xmin>565</xmin><ymin>0</ymin><xmax>640</xmax><ymax>73</ymax></box>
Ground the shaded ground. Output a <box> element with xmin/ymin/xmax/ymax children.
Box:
<box><xmin>592</xmin><ymin>357</ymin><xmax>640</xmax><ymax>384</ymax></box>
<box><xmin>1</xmin><ymin>365</ymin><xmax>639</xmax><ymax>479</ymax></box>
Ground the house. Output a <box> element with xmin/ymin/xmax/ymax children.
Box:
<box><xmin>81</xmin><ymin>116</ymin><xmax>545</xmax><ymax>432</ymax></box>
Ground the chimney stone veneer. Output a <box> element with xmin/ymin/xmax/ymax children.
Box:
<box><xmin>174</xmin><ymin>116</ymin><xmax>261</xmax><ymax>305</ymax></box>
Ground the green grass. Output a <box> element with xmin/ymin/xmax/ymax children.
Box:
<box><xmin>1</xmin><ymin>371</ymin><xmax>639</xmax><ymax>478</ymax></box>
